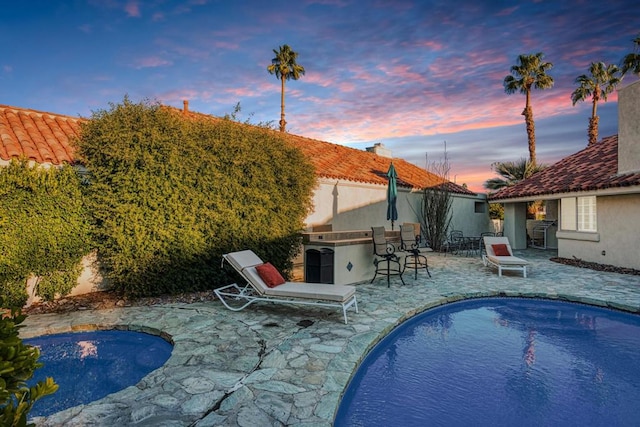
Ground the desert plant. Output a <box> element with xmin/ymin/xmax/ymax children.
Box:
<box><xmin>0</xmin><ymin>298</ymin><xmax>58</xmax><ymax>426</ymax></box>
<box><xmin>417</xmin><ymin>153</ymin><xmax>453</xmax><ymax>252</ymax></box>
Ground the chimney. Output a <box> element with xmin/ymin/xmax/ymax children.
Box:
<box><xmin>366</xmin><ymin>142</ymin><xmax>392</xmax><ymax>158</ymax></box>
<box><xmin>183</xmin><ymin>100</ymin><xmax>189</xmax><ymax>114</ymax></box>
<box><xmin>617</xmin><ymin>81</ymin><xmax>640</xmax><ymax>175</ymax></box>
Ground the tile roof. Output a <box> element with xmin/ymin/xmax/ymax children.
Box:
<box><xmin>279</xmin><ymin>133</ymin><xmax>473</xmax><ymax>194</ymax></box>
<box><xmin>0</xmin><ymin>104</ymin><xmax>474</xmax><ymax>195</ymax></box>
<box><xmin>489</xmin><ymin>134</ymin><xmax>640</xmax><ymax>201</ymax></box>
<box><xmin>0</xmin><ymin>104</ymin><xmax>83</xmax><ymax>165</ymax></box>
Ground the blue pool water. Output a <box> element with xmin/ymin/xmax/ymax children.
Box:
<box><xmin>335</xmin><ymin>298</ymin><xmax>640</xmax><ymax>427</ymax></box>
<box><xmin>25</xmin><ymin>330</ymin><xmax>173</xmax><ymax>417</ymax></box>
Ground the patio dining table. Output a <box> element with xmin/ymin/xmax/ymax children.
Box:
<box><xmin>463</xmin><ymin>236</ymin><xmax>482</xmax><ymax>257</ymax></box>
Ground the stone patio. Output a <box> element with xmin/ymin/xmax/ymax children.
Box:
<box><xmin>23</xmin><ymin>249</ymin><xmax>640</xmax><ymax>426</ymax></box>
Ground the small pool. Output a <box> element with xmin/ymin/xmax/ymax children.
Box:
<box><xmin>25</xmin><ymin>329</ymin><xmax>173</xmax><ymax>417</ymax></box>
<box><xmin>335</xmin><ymin>298</ymin><xmax>640</xmax><ymax>426</ymax></box>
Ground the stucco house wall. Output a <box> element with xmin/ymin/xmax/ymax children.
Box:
<box><xmin>448</xmin><ymin>194</ymin><xmax>492</xmax><ymax>236</ymax></box>
<box><xmin>557</xmin><ymin>194</ymin><xmax>640</xmax><ymax>268</ymax></box>
<box><xmin>306</xmin><ymin>177</ymin><xmax>491</xmax><ymax>237</ymax></box>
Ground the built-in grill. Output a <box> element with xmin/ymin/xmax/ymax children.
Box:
<box><xmin>530</xmin><ymin>220</ymin><xmax>557</xmax><ymax>249</ymax></box>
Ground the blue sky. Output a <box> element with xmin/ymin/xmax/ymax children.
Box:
<box><xmin>2</xmin><ymin>0</ymin><xmax>639</xmax><ymax>192</ymax></box>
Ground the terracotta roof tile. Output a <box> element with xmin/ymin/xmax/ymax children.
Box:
<box><xmin>0</xmin><ymin>105</ymin><xmax>83</xmax><ymax>164</ymax></box>
<box><xmin>489</xmin><ymin>135</ymin><xmax>640</xmax><ymax>200</ymax></box>
<box><xmin>292</xmin><ymin>134</ymin><xmax>472</xmax><ymax>193</ymax></box>
<box><xmin>0</xmin><ymin>104</ymin><xmax>474</xmax><ymax>195</ymax></box>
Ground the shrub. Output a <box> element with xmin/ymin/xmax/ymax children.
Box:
<box><xmin>75</xmin><ymin>97</ymin><xmax>315</xmax><ymax>296</ymax></box>
<box><xmin>418</xmin><ymin>157</ymin><xmax>453</xmax><ymax>252</ymax></box>
<box><xmin>0</xmin><ymin>298</ymin><xmax>58</xmax><ymax>426</ymax></box>
<box><xmin>0</xmin><ymin>161</ymin><xmax>93</xmax><ymax>307</ymax></box>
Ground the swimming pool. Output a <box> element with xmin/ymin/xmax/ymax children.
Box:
<box><xmin>25</xmin><ymin>329</ymin><xmax>173</xmax><ymax>417</ymax></box>
<box><xmin>335</xmin><ymin>298</ymin><xmax>640</xmax><ymax>426</ymax></box>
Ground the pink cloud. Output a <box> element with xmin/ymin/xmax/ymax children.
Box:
<box><xmin>496</xmin><ymin>6</ymin><xmax>519</xmax><ymax>17</ymax></box>
<box><xmin>124</xmin><ymin>1</ymin><xmax>140</xmax><ymax>17</ymax></box>
<box><xmin>132</xmin><ymin>56</ymin><xmax>172</xmax><ymax>69</ymax></box>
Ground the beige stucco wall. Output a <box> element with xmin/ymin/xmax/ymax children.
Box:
<box><xmin>448</xmin><ymin>194</ymin><xmax>493</xmax><ymax>236</ymax></box>
<box><xmin>305</xmin><ymin>178</ymin><xmax>491</xmax><ymax>237</ymax></box>
<box><xmin>503</xmin><ymin>202</ymin><xmax>528</xmax><ymax>250</ymax></box>
<box><xmin>25</xmin><ymin>251</ymin><xmax>109</xmax><ymax>307</ymax></box>
<box><xmin>618</xmin><ymin>80</ymin><xmax>640</xmax><ymax>175</ymax></box>
<box><xmin>557</xmin><ymin>194</ymin><xmax>640</xmax><ymax>269</ymax></box>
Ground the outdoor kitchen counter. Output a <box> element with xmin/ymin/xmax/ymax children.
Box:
<box><xmin>302</xmin><ymin>229</ymin><xmax>399</xmax><ymax>285</ymax></box>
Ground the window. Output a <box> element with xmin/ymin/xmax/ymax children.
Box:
<box><xmin>474</xmin><ymin>201</ymin><xmax>485</xmax><ymax>213</ymax></box>
<box><xmin>577</xmin><ymin>196</ymin><xmax>597</xmax><ymax>232</ymax></box>
<box><xmin>560</xmin><ymin>196</ymin><xmax>596</xmax><ymax>232</ymax></box>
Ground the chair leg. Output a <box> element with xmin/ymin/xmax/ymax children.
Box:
<box><xmin>372</xmin><ymin>255</ymin><xmax>405</xmax><ymax>287</ymax></box>
<box><xmin>386</xmin><ymin>258</ymin><xmax>391</xmax><ymax>288</ymax></box>
<box><xmin>404</xmin><ymin>253</ymin><xmax>430</xmax><ymax>280</ymax></box>
<box><xmin>423</xmin><ymin>255</ymin><xmax>431</xmax><ymax>278</ymax></box>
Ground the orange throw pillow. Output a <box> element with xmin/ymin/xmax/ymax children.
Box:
<box><xmin>492</xmin><ymin>244</ymin><xmax>510</xmax><ymax>256</ymax></box>
<box><xmin>255</xmin><ymin>262</ymin><xmax>286</xmax><ymax>288</ymax></box>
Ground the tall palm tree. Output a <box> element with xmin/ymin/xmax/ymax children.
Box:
<box><xmin>621</xmin><ymin>33</ymin><xmax>640</xmax><ymax>77</ymax></box>
<box><xmin>503</xmin><ymin>53</ymin><xmax>554</xmax><ymax>166</ymax></box>
<box><xmin>267</xmin><ymin>45</ymin><xmax>305</xmax><ymax>132</ymax></box>
<box><xmin>570</xmin><ymin>62</ymin><xmax>621</xmax><ymax>146</ymax></box>
<box><xmin>484</xmin><ymin>158</ymin><xmax>545</xmax><ymax>191</ymax></box>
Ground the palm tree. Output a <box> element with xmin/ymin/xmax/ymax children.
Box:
<box><xmin>485</xmin><ymin>158</ymin><xmax>547</xmax><ymax>220</ymax></box>
<box><xmin>503</xmin><ymin>53</ymin><xmax>554</xmax><ymax>166</ymax></box>
<box><xmin>621</xmin><ymin>33</ymin><xmax>640</xmax><ymax>77</ymax></box>
<box><xmin>570</xmin><ymin>62</ymin><xmax>621</xmax><ymax>146</ymax></box>
<box><xmin>484</xmin><ymin>158</ymin><xmax>545</xmax><ymax>191</ymax></box>
<box><xmin>267</xmin><ymin>45</ymin><xmax>305</xmax><ymax>132</ymax></box>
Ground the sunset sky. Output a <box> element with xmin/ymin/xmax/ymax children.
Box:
<box><xmin>2</xmin><ymin>0</ymin><xmax>639</xmax><ymax>192</ymax></box>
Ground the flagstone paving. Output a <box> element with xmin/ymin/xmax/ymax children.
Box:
<box><xmin>24</xmin><ymin>249</ymin><xmax>640</xmax><ymax>426</ymax></box>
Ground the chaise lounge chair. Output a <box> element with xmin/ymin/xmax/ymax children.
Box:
<box><xmin>482</xmin><ymin>236</ymin><xmax>529</xmax><ymax>278</ymax></box>
<box><xmin>216</xmin><ymin>250</ymin><xmax>358</xmax><ymax>324</ymax></box>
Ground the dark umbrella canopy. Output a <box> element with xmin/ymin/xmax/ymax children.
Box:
<box><xmin>386</xmin><ymin>162</ymin><xmax>398</xmax><ymax>230</ymax></box>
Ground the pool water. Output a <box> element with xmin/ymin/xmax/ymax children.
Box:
<box><xmin>25</xmin><ymin>330</ymin><xmax>173</xmax><ymax>417</ymax></box>
<box><xmin>335</xmin><ymin>298</ymin><xmax>640</xmax><ymax>426</ymax></box>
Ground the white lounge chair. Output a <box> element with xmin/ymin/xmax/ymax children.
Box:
<box><xmin>482</xmin><ymin>236</ymin><xmax>529</xmax><ymax>277</ymax></box>
<box><xmin>216</xmin><ymin>250</ymin><xmax>358</xmax><ymax>324</ymax></box>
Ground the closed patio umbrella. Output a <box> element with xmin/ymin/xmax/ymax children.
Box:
<box><xmin>386</xmin><ymin>162</ymin><xmax>398</xmax><ymax>230</ymax></box>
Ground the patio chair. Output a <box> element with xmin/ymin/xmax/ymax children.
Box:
<box><xmin>371</xmin><ymin>226</ymin><xmax>405</xmax><ymax>287</ymax></box>
<box><xmin>443</xmin><ymin>230</ymin><xmax>465</xmax><ymax>256</ymax></box>
<box><xmin>400</xmin><ymin>223</ymin><xmax>432</xmax><ymax>279</ymax></box>
<box><xmin>482</xmin><ymin>236</ymin><xmax>529</xmax><ymax>278</ymax></box>
<box><xmin>217</xmin><ymin>250</ymin><xmax>358</xmax><ymax>324</ymax></box>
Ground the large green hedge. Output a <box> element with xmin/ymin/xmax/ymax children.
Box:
<box><xmin>0</xmin><ymin>161</ymin><xmax>92</xmax><ymax>307</ymax></box>
<box><xmin>76</xmin><ymin>97</ymin><xmax>316</xmax><ymax>296</ymax></box>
